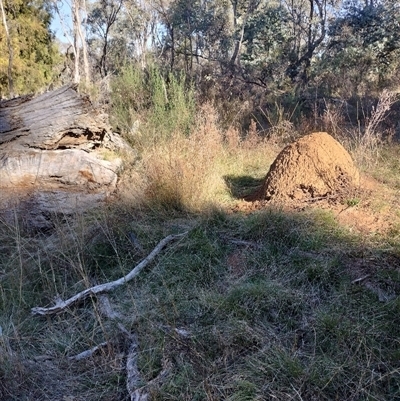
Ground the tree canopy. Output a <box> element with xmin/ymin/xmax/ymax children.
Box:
<box><xmin>1</xmin><ymin>0</ymin><xmax>400</xmax><ymax>102</ymax></box>
<box><xmin>80</xmin><ymin>0</ymin><xmax>400</xmax><ymax>98</ymax></box>
<box><xmin>0</xmin><ymin>0</ymin><xmax>60</xmax><ymax>97</ymax></box>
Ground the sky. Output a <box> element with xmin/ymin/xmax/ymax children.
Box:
<box><xmin>50</xmin><ymin>1</ymin><xmax>73</xmax><ymax>43</ymax></box>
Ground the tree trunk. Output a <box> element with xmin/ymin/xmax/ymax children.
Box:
<box><xmin>0</xmin><ymin>0</ymin><xmax>14</xmax><ymax>97</ymax></box>
<box><xmin>229</xmin><ymin>0</ymin><xmax>259</xmax><ymax>71</ymax></box>
<box><xmin>72</xmin><ymin>0</ymin><xmax>81</xmax><ymax>83</ymax></box>
<box><xmin>79</xmin><ymin>0</ymin><xmax>91</xmax><ymax>84</ymax></box>
<box><xmin>0</xmin><ymin>85</ymin><xmax>108</xmax><ymax>150</ymax></box>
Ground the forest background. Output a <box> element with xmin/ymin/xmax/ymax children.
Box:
<box><xmin>1</xmin><ymin>1</ymin><xmax>400</xmax><ymax>400</ymax></box>
<box><xmin>1</xmin><ymin>0</ymin><xmax>400</xmax><ymax>135</ymax></box>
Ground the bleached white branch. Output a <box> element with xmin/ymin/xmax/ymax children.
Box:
<box><xmin>126</xmin><ymin>332</ymin><xmax>172</xmax><ymax>401</ymax></box>
<box><xmin>31</xmin><ymin>232</ymin><xmax>187</xmax><ymax>316</ymax></box>
<box><xmin>98</xmin><ymin>294</ymin><xmax>122</xmax><ymax>320</ymax></box>
<box><xmin>351</xmin><ymin>274</ymin><xmax>370</xmax><ymax>284</ymax></box>
<box><xmin>126</xmin><ymin>333</ymin><xmax>147</xmax><ymax>401</ymax></box>
<box><xmin>69</xmin><ymin>341</ymin><xmax>110</xmax><ymax>361</ymax></box>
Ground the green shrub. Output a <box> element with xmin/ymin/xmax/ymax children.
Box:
<box><xmin>110</xmin><ymin>63</ymin><xmax>195</xmax><ymax>149</ymax></box>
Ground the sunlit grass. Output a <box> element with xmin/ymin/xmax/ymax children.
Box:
<box><xmin>1</xmin><ymin>77</ymin><xmax>400</xmax><ymax>400</ymax></box>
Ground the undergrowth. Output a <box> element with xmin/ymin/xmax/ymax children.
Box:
<box><xmin>1</xmin><ymin>73</ymin><xmax>400</xmax><ymax>400</ymax></box>
<box><xmin>1</xmin><ymin>204</ymin><xmax>399</xmax><ymax>400</ymax></box>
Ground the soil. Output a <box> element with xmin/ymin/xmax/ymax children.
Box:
<box><xmin>231</xmin><ymin>172</ymin><xmax>399</xmax><ymax>237</ymax></box>
<box><xmin>249</xmin><ymin>132</ymin><xmax>360</xmax><ymax>203</ymax></box>
<box><xmin>232</xmin><ymin>133</ymin><xmax>400</xmax><ymax>236</ymax></box>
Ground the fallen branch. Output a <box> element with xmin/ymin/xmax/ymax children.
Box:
<box><xmin>351</xmin><ymin>274</ymin><xmax>370</xmax><ymax>284</ymax></box>
<box><xmin>118</xmin><ymin>319</ymin><xmax>172</xmax><ymax>400</ymax></box>
<box><xmin>31</xmin><ymin>232</ymin><xmax>187</xmax><ymax>316</ymax></box>
<box><xmin>126</xmin><ymin>333</ymin><xmax>148</xmax><ymax>401</ymax></box>
<box><xmin>98</xmin><ymin>294</ymin><xmax>123</xmax><ymax>320</ymax></box>
<box><xmin>69</xmin><ymin>341</ymin><xmax>110</xmax><ymax>361</ymax></box>
<box><xmin>126</xmin><ymin>331</ymin><xmax>172</xmax><ymax>401</ymax></box>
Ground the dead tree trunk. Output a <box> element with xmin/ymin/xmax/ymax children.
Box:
<box><xmin>0</xmin><ymin>85</ymin><xmax>123</xmax><ymax>192</ymax></box>
<box><xmin>0</xmin><ymin>85</ymin><xmax>108</xmax><ymax>149</ymax></box>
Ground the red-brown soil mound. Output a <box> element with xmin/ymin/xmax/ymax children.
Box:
<box><xmin>252</xmin><ymin>132</ymin><xmax>359</xmax><ymax>202</ymax></box>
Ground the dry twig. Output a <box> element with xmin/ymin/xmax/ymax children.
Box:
<box><xmin>351</xmin><ymin>274</ymin><xmax>370</xmax><ymax>284</ymax></box>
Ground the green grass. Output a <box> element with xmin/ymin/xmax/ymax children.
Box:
<box><xmin>2</xmin><ymin>91</ymin><xmax>400</xmax><ymax>399</ymax></box>
<box><xmin>2</xmin><ymin>202</ymin><xmax>399</xmax><ymax>400</ymax></box>
<box><xmin>371</xmin><ymin>144</ymin><xmax>400</xmax><ymax>189</ymax></box>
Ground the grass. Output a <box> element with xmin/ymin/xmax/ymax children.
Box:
<box><xmin>370</xmin><ymin>144</ymin><xmax>400</xmax><ymax>189</ymax></box>
<box><xmin>1</xmin><ymin>78</ymin><xmax>400</xmax><ymax>400</ymax></box>
<box><xmin>1</xmin><ymin>201</ymin><xmax>399</xmax><ymax>400</ymax></box>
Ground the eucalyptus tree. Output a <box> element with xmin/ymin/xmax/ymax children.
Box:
<box><xmin>75</xmin><ymin>0</ymin><xmax>91</xmax><ymax>83</ymax></box>
<box><xmin>151</xmin><ymin>0</ymin><xmax>233</xmax><ymax>73</ymax></box>
<box><xmin>164</xmin><ymin>0</ymin><xmax>203</xmax><ymax>72</ymax></box>
<box><xmin>51</xmin><ymin>0</ymin><xmax>91</xmax><ymax>84</ymax></box>
<box><xmin>241</xmin><ymin>2</ymin><xmax>294</xmax><ymax>89</ymax></box>
<box><xmin>122</xmin><ymin>0</ymin><xmax>159</xmax><ymax>68</ymax></box>
<box><xmin>169</xmin><ymin>0</ymin><xmax>232</xmax><ymax>72</ymax></box>
<box><xmin>228</xmin><ymin>0</ymin><xmax>263</xmax><ymax>71</ymax></box>
<box><xmin>324</xmin><ymin>0</ymin><xmax>400</xmax><ymax>95</ymax></box>
<box><xmin>275</xmin><ymin>0</ymin><xmax>343</xmax><ymax>86</ymax></box>
<box><xmin>86</xmin><ymin>0</ymin><xmax>124</xmax><ymax>77</ymax></box>
<box><xmin>0</xmin><ymin>0</ymin><xmax>13</xmax><ymax>96</ymax></box>
<box><xmin>0</xmin><ymin>0</ymin><xmax>59</xmax><ymax>96</ymax></box>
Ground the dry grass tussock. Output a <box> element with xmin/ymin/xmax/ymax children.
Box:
<box><xmin>120</xmin><ymin>103</ymin><xmax>277</xmax><ymax>211</ymax></box>
<box><xmin>2</xmin><ymin>93</ymin><xmax>400</xmax><ymax>400</ymax></box>
<box><xmin>0</xmin><ymin>210</ymin><xmax>136</xmax><ymax>400</ymax></box>
<box><xmin>320</xmin><ymin>90</ymin><xmax>398</xmax><ymax>169</ymax></box>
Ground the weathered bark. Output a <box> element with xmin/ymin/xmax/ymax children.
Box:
<box><xmin>0</xmin><ymin>84</ymin><xmax>124</xmax><ymax>193</ymax></box>
<box><xmin>0</xmin><ymin>85</ymin><xmax>108</xmax><ymax>150</ymax></box>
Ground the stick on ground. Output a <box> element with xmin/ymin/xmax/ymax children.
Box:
<box><xmin>31</xmin><ymin>232</ymin><xmax>187</xmax><ymax>316</ymax></box>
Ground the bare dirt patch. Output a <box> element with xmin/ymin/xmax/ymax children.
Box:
<box><xmin>333</xmin><ymin>174</ymin><xmax>400</xmax><ymax>235</ymax></box>
<box><xmin>231</xmin><ymin>173</ymin><xmax>399</xmax><ymax>236</ymax></box>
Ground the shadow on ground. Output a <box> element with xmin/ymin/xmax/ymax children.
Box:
<box><xmin>224</xmin><ymin>174</ymin><xmax>264</xmax><ymax>199</ymax></box>
<box><xmin>2</xmin><ymin>200</ymin><xmax>400</xmax><ymax>401</ymax></box>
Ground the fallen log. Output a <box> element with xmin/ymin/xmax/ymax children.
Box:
<box><xmin>0</xmin><ymin>85</ymin><xmax>124</xmax><ymax>191</ymax></box>
<box><xmin>0</xmin><ymin>84</ymin><xmax>108</xmax><ymax>150</ymax></box>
